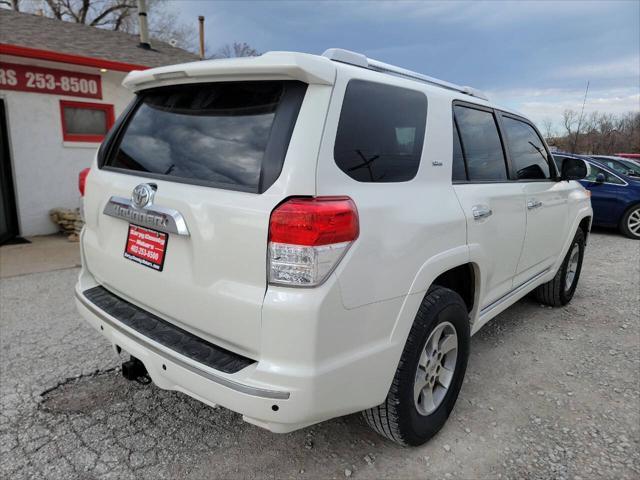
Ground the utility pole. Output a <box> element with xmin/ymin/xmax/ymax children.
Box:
<box><xmin>572</xmin><ymin>81</ymin><xmax>590</xmax><ymax>154</ymax></box>
<box><xmin>198</xmin><ymin>16</ymin><xmax>205</xmax><ymax>60</ymax></box>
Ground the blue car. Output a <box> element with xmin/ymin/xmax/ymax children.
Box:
<box><xmin>554</xmin><ymin>153</ymin><xmax>640</xmax><ymax>239</ymax></box>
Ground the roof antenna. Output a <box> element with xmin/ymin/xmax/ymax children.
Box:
<box><xmin>137</xmin><ymin>0</ymin><xmax>151</xmax><ymax>50</ymax></box>
<box><xmin>572</xmin><ymin>80</ymin><xmax>590</xmax><ymax>154</ymax></box>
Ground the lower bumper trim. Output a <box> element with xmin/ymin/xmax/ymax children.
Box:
<box><xmin>76</xmin><ymin>288</ymin><xmax>290</xmax><ymax>400</ymax></box>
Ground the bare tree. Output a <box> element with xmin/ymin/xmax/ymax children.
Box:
<box><xmin>211</xmin><ymin>42</ymin><xmax>260</xmax><ymax>59</ymax></box>
<box><xmin>550</xmin><ymin>111</ymin><xmax>639</xmax><ymax>154</ymax></box>
<box><xmin>1</xmin><ymin>0</ymin><xmax>196</xmax><ymax>51</ymax></box>
<box><xmin>540</xmin><ymin>117</ymin><xmax>556</xmax><ymax>140</ymax></box>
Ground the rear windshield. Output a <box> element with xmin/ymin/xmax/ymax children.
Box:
<box><xmin>101</xmin><ymin>81</ymin><xmax>306</xmax><ymax>193</ymax></box>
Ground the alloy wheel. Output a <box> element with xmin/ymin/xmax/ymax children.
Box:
<box><xmin>414</xmin><ymin>321</ymin><xmax>458</xmax><ymax>416</ymax></box>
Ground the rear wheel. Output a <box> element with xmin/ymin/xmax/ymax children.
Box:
<box><xmin>620</xmin><ymin>205</ymin><xmax>640</xmax><ymax>240</ymax></box>
<box><xmin>362</xmin><ymin>286</ymin><xmax>470</xmax><ymax>446</ymax></box>
<box><xmin>535</xmin><ymin>228</ymin><xmax>585</xmax><ymax>307</ymax></box>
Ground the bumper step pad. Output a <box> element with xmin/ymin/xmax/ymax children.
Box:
<box><xmin>82</xmin><ymin>286</ymin><xmax>254</xmax><ymax>374</ymax></box>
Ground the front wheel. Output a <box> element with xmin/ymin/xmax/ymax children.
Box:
<box><xmin>362</xmin><ymin>286</ymin><xmax>470</xmax><ymax>446</ymax></box>
<box><xmin>620</xmin><ymin>205</ymin><xmax>640</xmax><ymax>240</ymax></box>
<box><xmin>535</xmin><ymin>228</ymin><xmax>585</xmax><ymax>307</ymax></box>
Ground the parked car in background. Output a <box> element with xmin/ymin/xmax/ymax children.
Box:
<box><xmin>554</xmin><ymin>153</ymin><xmax>640</xmax><ymax>239</ymax></box>
<box><xmin>615</xmin><ymin>153</ymin><xmax>640</xmax><ymax>161</ymax></box>
<box><xmin>589</xmin><ymin>155</ymin><xmax>640</xmax><ymax>178</ymax></box>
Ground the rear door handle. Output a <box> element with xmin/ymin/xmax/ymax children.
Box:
<box><xmin>527</xmin><ymin>199</ymin><xmax>543</xmax><ymax>210</ymax></box>
<box><xmin>472</xmin><ymin>205</ymin><xmax>492</xmax><ymax>220</ymax></box>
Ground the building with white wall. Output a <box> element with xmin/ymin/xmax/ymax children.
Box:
<box><xmin>0</xmin><ymin>9</ymin><xmax>197</xmax><ymax>243</ymax></box>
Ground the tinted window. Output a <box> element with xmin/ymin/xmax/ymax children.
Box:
<box><xmin>452</xmin><ymin>120</ymin><xmax>467</xmax><ymax>181</ymax></box>
<box><xmin>501</xmin><ymin>116</ymin><xmax>552</xmax><ymax>180</ymax></box>
<box><xmin>334</xmin><ymin>80</ymin><xmax>427</xmax><ymax>182</ymax></box>
<box><xmin>586</xmin><ymin>163</ymin><xmax>624</xmax><ymax>184</ymax></box>
<box><xmin>104</xmin><ymin>81</ymin><xmax>306</xmax><ymax>193</ymax></box>
<box><xmin>454</xmin><ymin>105</ymin><xmax>507</xmax><ymax>181</ymax></box>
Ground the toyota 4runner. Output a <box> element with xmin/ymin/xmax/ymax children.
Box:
<box><xmin>75</xmin><ymin>48</ymin><xmax>593</xmax><ymax>446</ymax></box>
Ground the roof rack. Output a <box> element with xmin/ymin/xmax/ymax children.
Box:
<box><xmin>322</xmin><ymin>48</ymin><xmax>489</xmax><ymax>101</ymax></box>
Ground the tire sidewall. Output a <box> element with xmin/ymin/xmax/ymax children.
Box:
<box><xmin>398</xmin><ymin>290</ymin><xmax>470</xmax><ymax>446</ymax></box>
<box><xmin>560</xmin><ymin>230</ymin><xmax>585</xmax><ymax>303</ymax></box>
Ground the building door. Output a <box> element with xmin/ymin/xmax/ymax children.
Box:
<box><xmin>0</xmin><ymin>99</ymin><xmax>20</xmax><ymax>245</ymax></box>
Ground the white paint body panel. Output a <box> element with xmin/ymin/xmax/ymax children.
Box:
<box><xmin>77</xmin><ymin>51</ymin><xmax>592</xmax><ymax>433</ymax></box>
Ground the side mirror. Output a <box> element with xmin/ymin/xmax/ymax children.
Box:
<box><xmin>595</xmin><ymin>172</ymin><xmax>606</xmax><ymax>184</ymax></box>
<box><xmin>561</xmin><ymin>158</ymin><xmax>587</xmax><ymax>181</ymax></box>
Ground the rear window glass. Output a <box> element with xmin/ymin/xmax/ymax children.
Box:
<box><xmin>102</xmin><ymin>81</ymin><xmax>306</xmax><ymax>193</ymax></box>
<box><xmin>454</xmin><ymin>105</ymin><xmax>507</xmax><ymax>181</ymax></box>
<box><xmin>334</xmin><ymin>80</ymin><xmax>427</xmax><ymax>182</ymax></box>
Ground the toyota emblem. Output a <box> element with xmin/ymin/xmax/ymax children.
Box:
<box><xmin>131</xmin><ymin>183</ymin><xmax>155</xmax><ymax>209</ymax></box>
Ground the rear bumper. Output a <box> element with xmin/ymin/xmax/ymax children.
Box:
<box><xmin>75</xmin><ymin>286</ymin><xmax>307</xmax><ymax>431</ymax></box>
<box><xmin>75</xmin><ymin>269</ymin><xmax>406</xmax><ymax>433</ymax></box>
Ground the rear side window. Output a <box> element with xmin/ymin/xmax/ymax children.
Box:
<box><xmin>501</xmin><ymin>116</ymin><xmax>552</xmax><ymax>180</ymax></box>
<box><xmin>102</xmin><ymin>81</ymin><xmax>306</xmax><ymax>193</ymax></box>
<box><xmin>334</xmin><ymin>80</ymin><xmax>427</xmax><ymax>182</ymax></box>
<box><xmin>453</xmin><ymin>105</ymin><xmax>507</xmax><ymax>181</ymax></box>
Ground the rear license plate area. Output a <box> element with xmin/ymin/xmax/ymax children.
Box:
<box><xmin>124</xmin><ymin>224</ymin><xmax>168</xmax><ymax>271</ymax></box>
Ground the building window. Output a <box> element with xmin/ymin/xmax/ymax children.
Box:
<box><xmin>59</xmin><ymin>100</ymin><xmax>114</xmax><ymax>143</ymax></box>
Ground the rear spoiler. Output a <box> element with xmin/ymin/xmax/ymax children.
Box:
<box><xmin>123</xmin><ymin>51</ymin><xmax>336</xmax><ymax>92</ymax></box>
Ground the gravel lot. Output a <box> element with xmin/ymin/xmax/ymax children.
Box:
<box><xmin>1</xmin><ymin>231</ymin><xmax>638</xmax><ymax>479</ymax></box>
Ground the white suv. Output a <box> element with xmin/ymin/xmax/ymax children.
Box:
<box><xmin>75</xmin><ymin>48</ymin><xmax>592</xmax><ymax>446</ymax></box>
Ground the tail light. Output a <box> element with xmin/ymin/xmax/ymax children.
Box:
<box><xmin>79</xmin><ymin>168</ymin><xmax>90</xmax><ymax>196</ymax></box>
<box><xmin>268</xmin><ymin>196</ymin><xmax>359</xmax><ymax>287</ymax></box>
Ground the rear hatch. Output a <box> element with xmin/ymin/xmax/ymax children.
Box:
<box><xmin>82</xmin><ymin>68</ymin><xmax>333</xmax><ymax>357</ymax></box>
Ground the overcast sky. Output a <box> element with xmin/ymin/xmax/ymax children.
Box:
<box><xmin>172</xmin><ymin>0</ymin><xmax>639</xmax><ymax>131</ymax></box>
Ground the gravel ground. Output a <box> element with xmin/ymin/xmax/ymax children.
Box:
<box><xmin>1</xmin><ymin>231</ymin><xmax>638</xmax><ymax>479</ymax></box>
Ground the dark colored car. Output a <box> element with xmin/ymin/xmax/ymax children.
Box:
<box><xmin>554</xmin><ymin>153</ymin><xmax>640</xmax><ymax>239</ymax></box>
<box><xmin>589</xmin><ymin>155</ymin><xmax>640</xmax><ymax>178</ymax></box>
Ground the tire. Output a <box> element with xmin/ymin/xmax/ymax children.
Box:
<box><xmin>362</xmin><ymin>286</ymin><xmax>470</xmax><ymax>446</ymax></box>
<box><xmin>534</xmin><ymin>228</ymin><xmax>585</xmax><ymax>307</ymax></box>
<box><xmin>620</xmin><ymin>204</ymin><xmax>640</xmax><ymax>240</ymax></box>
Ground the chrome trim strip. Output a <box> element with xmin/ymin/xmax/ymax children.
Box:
<box><xmin>75</xmin><ymin>290</ymin><xmax>290</xmax><ymax>400</ymax></box>
<box><xmin>480</xmin><ymin>268</ymin><xmax>551</xmax><ymax>316</ymax></box>
<box><xmin>103</xmin><ymin>196</ymin><xmax>190</xmax><ymax>236</ymax></box>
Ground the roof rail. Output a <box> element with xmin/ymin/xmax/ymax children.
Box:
<box><xmin>322</xmin><ymin>48</ymin><xmax>489</xmax><ymax>101</ymax></box>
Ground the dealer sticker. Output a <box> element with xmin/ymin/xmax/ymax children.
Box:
<box><xmin>124</xmin><ymin>224</ymin><xmax>168</xmax><ymax>271</ymax></box>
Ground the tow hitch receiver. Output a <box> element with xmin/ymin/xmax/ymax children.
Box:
<box><xmin>121</xmin><ymin>356</ymin><xmax>151</xmax><ymax>384</ymax></box>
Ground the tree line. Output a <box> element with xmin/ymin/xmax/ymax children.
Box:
<box><xmin>543</xmin><ymin>110</ymin><xmax>639</xmax><ymax>155</ymax></box>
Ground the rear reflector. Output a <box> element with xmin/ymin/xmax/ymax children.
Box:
<box><xmin>268</xmin><ymin>197</ymin><xmax>359</xmax><ymax>286</ymax></box>
<box><xmin>79</xmin><ymin>168</ymin><xmax>90</xmax><ymax>196</ymax></box>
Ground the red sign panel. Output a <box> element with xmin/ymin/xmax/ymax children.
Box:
<box><xmin>124</xmin><ymin>225</ymin><xmax>168</xmax><ymax>271</ymax></box>
<box><xmin>0</xmin><ymin>61</ymin><xmax>102</xmax><ymax>99</ymax></box>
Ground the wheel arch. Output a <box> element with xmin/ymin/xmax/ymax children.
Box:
<box><xmin>390</xmin><ymin>247</ymin><xmax>481</xmax><ymax>347</ymax></box>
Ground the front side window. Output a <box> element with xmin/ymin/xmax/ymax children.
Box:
<box><xmin>334</xmin><ymin>80</ymin><xmax>427</xmax><ymax>182</ymax></box>
<box><xmin>103</xmin><ymin>81</ymin><xmax>306</xmax><ymax>193</ymax></box>
<box><xmin>501</xmin><ymin>116</ymin><xmax>552</xmax><ymax>180</ymax></box>
<box><xmin>453</xmin><ymin>105</ymin><xmax>507</xmax><ymax>181</ymax></box>
<box><xmin>585</xmin><ymin>164</ymin><xmax>625</xmax><ymax>184</ymax></box>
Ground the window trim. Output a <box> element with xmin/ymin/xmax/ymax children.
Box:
<box><xmin>451</xmin><ymin>100</ymin><xmax>512</xmax><ymax>184</ymax></box>
<box><xmin>333</xmin><ymin>78</ymin><xmax>428</xmax><ymax>184</ymax></box>
<box><xmin>59</xmin><ymin>100</ymin><xmax>114</xmax><ymax>143</ymax></box>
